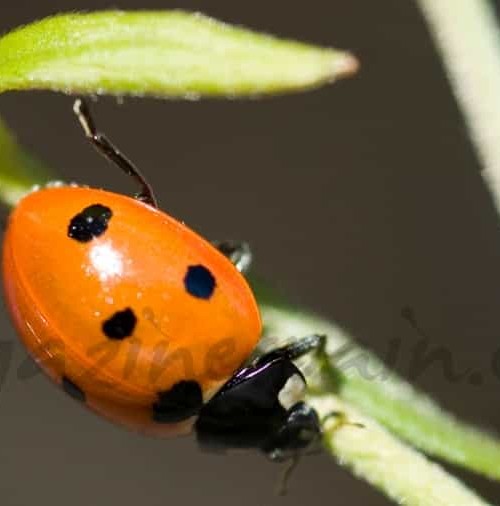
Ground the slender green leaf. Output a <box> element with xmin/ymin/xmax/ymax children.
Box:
<box><xmin>261</xmin><ymin>305</ymin><xmax>500</xmax><ymax>482</ymax></box>
<box><xmin>310</xmin><ymin>394</ymin><xmax>491</xmax><ymax>506</ymax></box>
<box><xmin>0</xmin><ymin>11</ymin><xmax>358</xmax><ymax>97</ymax></box>
<box><xmin>0</xmin><ymin>117</ymin><xmax>51</xmax><ymax>206</ymax></box>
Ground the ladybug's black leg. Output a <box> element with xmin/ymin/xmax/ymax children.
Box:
<box><xmin>211</xmin><ymin>240</ymin><xmax>252</xmax><ymax>273</ymax></box>
<box><xmin>253</xmin><ymin>334</ymin><xmax>326</xmax><ymax>366</ymax></box>
<box><xmin>73</xmin><ymin>98</ymin><xmax>158</xmax><ymax>208</ymax></box>
<box><xmin>195</xmin><ymin>335</ymin><xmax>324</xmax><ymax>461</ymax></box>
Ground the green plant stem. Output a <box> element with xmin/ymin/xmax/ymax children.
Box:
<box><xmin>0</xmin><ymin>116</ymin><xmax>50</xmax><ymax>206</ymax></box>
<box><xmin>262</xmin><ymin>306</ymin><xmax>500</xmax><ymax>482</ymax></box>
<box><xmin>310</xmin><ymin>394</ymin><xmax>491</xmax><ymax>506</ymax></box>
<box><xmin>416</xmin><ymin>0</ymin><xmax>500</xmax><ymax>210</ymax></box>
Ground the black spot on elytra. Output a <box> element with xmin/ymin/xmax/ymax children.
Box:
<box><xmin>62</xmin><ymin>376</ymin><xmax>86</xmax><ymax>402</ymax></box>
<box><xmin>68</xmin><ymin>204</ymin><xmax>112</xmax><ymax>242</ymax></box>
<box><xmin>102</xmin><ymin>308</ymin><xmax>137</xmax><ymax>340</ymax></box>
<box><xmin>184</xmin><ymin>265</ymin><xmax>216</xmax><ymax>299</ymax></box>
<box><xmin>153</xmin><ymin>380</ymin><xmax>203</xmax><ymax>423</ymax></box>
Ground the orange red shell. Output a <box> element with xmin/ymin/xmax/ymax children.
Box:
<box><xmin>2</xmin><ymin>186</ymin><xmax>262</xmax><ymax>434</ymax></box>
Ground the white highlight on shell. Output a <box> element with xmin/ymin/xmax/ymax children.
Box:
<box><xmin>88</xmin><ymin>242</ymin><xmax>123</xmax><ymax>282</ymax></box>
<box><xmin>278</xmin><ymin>373</ymin><xmax>306</xmax><ymax>410</ymax></box>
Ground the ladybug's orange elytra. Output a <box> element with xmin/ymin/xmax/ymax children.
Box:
<box><xmin>3</xmin><ymin>186</ymin><xmax>261</xmax><ymax>432</ymax></box>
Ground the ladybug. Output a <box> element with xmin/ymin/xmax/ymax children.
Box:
<box><xmin>2</xmin><ymin>99</ymin><xmax>323</xmax><ymax>461</ymax></box>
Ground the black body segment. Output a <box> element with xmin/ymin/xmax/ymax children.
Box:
<box><xmin>195</xmin><ymin>335</ymin><xmax>324</xmax><ymax>460</ymax></box>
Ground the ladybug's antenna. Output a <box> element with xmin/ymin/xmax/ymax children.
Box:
<box><xmin>73</xmin><ymin>98</ymin><xmax>158</xmax><ymax>208</ymax></box>
<box><xmin>276</xmin><ymin>454</ymin><xmax>300</xmax><ymax>496</ymax></box>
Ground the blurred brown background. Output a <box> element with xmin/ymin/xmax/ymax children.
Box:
<box><xmin>1</xmin><ymin>1</ymin><xmax>500</xmax><ymax>504</ymax></box>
